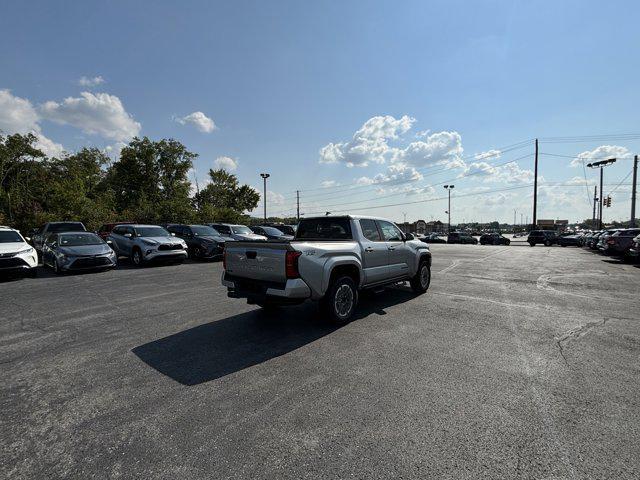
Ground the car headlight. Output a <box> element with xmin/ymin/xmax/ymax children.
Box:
<box><xmin>142</xmin><ymin>239</ymin><xmax>157</xmax><ymax>246</ymax></box>
<box><xmin>16</xmin><ymin>247</ymin><xmax>35</xmax><ymax>255</ymax></box>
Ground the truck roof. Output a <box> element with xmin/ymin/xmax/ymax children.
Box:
<box><xmin>300</xmin><ymin>214</ymin><xmax>393</xmax><ymax>222</ymax></box>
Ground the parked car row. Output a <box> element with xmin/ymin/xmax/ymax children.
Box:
<box><xmin>579</xmin><ymin>228</ymin><xmax>640</xmax><ymax>261</ymax></box>
<box><xmin>416</xmin><ymin>231</ymin><xmax>511</xmax><ymax>246</ymax></box>
<box><xmin>1</xmin><ymin>221</ymin><xmax>298</xmax><ymax>278</ymax></box>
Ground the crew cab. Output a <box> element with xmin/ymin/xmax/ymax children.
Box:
<box><xmin>222</xmin><ymin>215</ymin><xmax>432</xmax><ymax>322</ymax></box>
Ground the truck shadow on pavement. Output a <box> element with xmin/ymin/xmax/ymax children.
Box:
<box><xmin>132</xmin><ymin>287</ymin><xmax>416</xmax><ymax>386</ymax></box>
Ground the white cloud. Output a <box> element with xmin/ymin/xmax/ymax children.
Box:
<box><xmin>571</xmin><ymin>145</ymin><xmax>631</xmax><ymax>167</ymax></box>
<box><xmin>34</xmin><ymin>134</ymin><xmax>65</xmax><ymax>157</ymax></box>
<box><xmin>394</xmin><ymin>131</ymin><xmax>464</xmax><ymax>169</ymax></box>
<box><xmin>0</xmin><ymin>89</ymin><xmax>40</xmax><ymax>133</ymax></box>
<box><xmin>78</xmin><ymin>76</ymin><xmax>105</xmax><ymax>88</ymax></box>
<box><xmin>321</xmin><ymin>180</ymin><xmax>339</xmax><ymax>188</ymax></box>
<box><xmin>319</xmin><ymin>115</ymin><xmax>415</xmax><ymax>167</ymax></box>
<box><xmin>213</xmin><ymin>156</ymin><xmax>238</xmax><ymax>171</ymax></box>
<box><xmin>474</xmin><ymin>149</ymin><xmax>501</xmax><ymax>161</ymax></box>
<box><xmin>461</xmin><ymin>160</ymin><xmax>533</xmax><ymax>184</ymax></box>
<box><xmin>0</xmin><ymin>89</ymin><xmax>65</xmax><ymax>157</ymax></box>
<box><xmin>175</xmin><ymin>111</ymin><xmax>216</xmax><ymax>133</ymax></box>
<box><xmin>565</xmin><ymin>176</ymin><xmax>592</xmax><ymax>186</ymax></box>
<box><xmin>40</xmin><ymin>92</ymin><xmax>141</xmax><ymax>142</ymax></box>
<box><xmin>267</xmin><ymin>190</ymin><xmax>285</xmax><ymax>205</ymax></box>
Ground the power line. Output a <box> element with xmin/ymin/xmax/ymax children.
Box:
<box><xmin>270</xmin><ymin>153</ymin><xmax>534</xmax><ymax>215</ymax></box>
<box><xmin>283</xmin><ymin>139</ymin><xmax>534</xmax><ymax>197</ymax></box>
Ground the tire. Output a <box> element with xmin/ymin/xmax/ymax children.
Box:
<box><xmin>410</xmin><ymin>260</ymin><xmax>431</xmax><ymax>294</ymax></box>
<box><xmin>53</xmin><ymin>259</ymin><xmax>62</xmax><ymax>275</ymax></box>
<box><xmin>505</xmin><ymin>240</ymin><xmax>510</xmax><ymax>245</ymax></box>
<box><xmin>544</xmin><ymin>240</ymin><xmax>552</xmax><ymax>247</ymax></box>
<box><xmin>529</xmin><ymin>242</ymin><xmax>535</xmax><ymax>247</ymax></box>
<box><xmin>29</xmin><ymin>268</ymin><xmax>38</xmax><ymax>278</ymax></box>
<box><xmin>560</xmin><ymin>244</ymin><xmax>566</xmax><ymax>247</ymax></box>
<box><xmin>191</xmin><ymin>246</ymin><xmax>202</xmax><ymax>259</ymax></box>
<box><xmin>257</xmin><ymin>301</ymin><xmax>280</xmax><ymax>311</ymax></box>
<box><xmin>131</xmin><ymin>248</ymin><xmax>144</xmax><ymax>267</ymax></box>
<box><xmin>320</xmin><ymin>276</ymin><xmax>358</xmax><ymax>323</ymax></box>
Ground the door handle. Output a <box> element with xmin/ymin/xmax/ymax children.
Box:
<box><xmin>388</xmin><ymin>246</ymin><xmax>395</xmax><ymax>251</ymax></box>
<box><xmin>364</xmin><ymin>247</ymin><xmax>374</xmax><ymax>252</ymax></box>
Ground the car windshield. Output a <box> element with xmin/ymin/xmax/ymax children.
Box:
<box><xmin>191</xmin><ymin>226</ymin><xmax>219</xmax><ymax>236</ymax></box>
<box><xmin>261</xmin><ymin>226</ymin><xmax>285</xmax><ymax>236</ymax></box>
<box><xmin>295</xmin><ymin>218</ymin><xmax>352</xmax><ymax>240</ymax></box>
<box><xmin>0</xmin><ymin>231</ymin><xmax>23</xmax><ymax>243</ymax></box>
<box><xmin>59</xmin><ymin>233</ymin><xmax>104</xmax><ymax>246</ymax></box>
<box><xmin>135</xmin><ymin>227</ymin><xmax>170</xmax><ymax>237</ymax></box>
<box><xmin>232</xmin><ymin>226</ymin><xmax>253</xmax><ymax>235</ymax></box>
<box><xmin>49</xmin><ymin>223</ymin><xmax>85</xmax><ymax>233</ymax></box>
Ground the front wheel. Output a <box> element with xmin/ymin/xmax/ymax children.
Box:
<box><xmin>544</xmin><ymin>240</ymin><xmax>552</xmax><ymax>247</ymax></box>
<box><xmin>410</xmin><ymin>260</ymin><xmax>431</xmax><ymax>294</ymax></box>
<box><xmin>320</xmin><ymin>276</ymin><xmax>358</xmax><ymax>324</ymax></box>
<box><xmin>529</xmin><ymin>242</ymin><xmax>535</xmax><ymax>247</ymax></box>
<box><xmin>131</xmin><ymin>248</ymin><xmax>144</xmax><ymax>267</ymax></box>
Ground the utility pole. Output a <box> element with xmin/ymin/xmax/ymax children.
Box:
<box><xmin>513</xmin><ymin>209</ymin><xmax>516</xmax><ymax>231</ymax></box>
<box><xmin>260</xmin><ymin>173</ymin><xmax>270</xmax><ymax>221</ymax></box>
<box><xmin>592</xmin><ymin>186</ymin><xmax>598</xmax><ymax>229</ymax></box>
<box><xmin>444</xmin><ymin>185</ymin><xmax>454</xmax><ymax>233</ymax></box>
<box><xmin>532</xmin><ymin>138</ymin><xmax>539</xmax><ymax>231</ymax></box>
<box><xmin>296</xmin><ymin>190</ymin><xmax>300</xmax><ymax>222</ymax></box>
<box><xmin>631</xmin><ymin>155</ymin><xmax>638</xmax><ymax>227</ymax></box>
<box><xmin>587</xmin><ymin>158</ymin><xmax>616</xmax><ymax>229</ymax></box>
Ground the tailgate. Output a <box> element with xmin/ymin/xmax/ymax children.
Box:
<box><xmin>224</xmin><ymin>241</ymin><xmax>292</xmax><ymax>283</ymax></box>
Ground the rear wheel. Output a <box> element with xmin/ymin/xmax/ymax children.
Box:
<box><xmin>544</xmin><ymin>240</ymin><xmax>552</xmax><ymax>247</ymax></box>
<box><xmin>410</xmin><ymin>260</ymin><xmax>431</xmax><ymax>294</ymax></box>
<box><xmin>52</xmin><ymin>259</ymin><xmax>62</xmax><ymax>275</ymax></box>
<box><xmin>320</xmin><ymin>276</ymin><xmax>358</xmax><ymax>323</ymax></box>
<box><xmin>529</xmin><ymin>242</ymin><xmax>535</xmax><ymax>247</ymax></box>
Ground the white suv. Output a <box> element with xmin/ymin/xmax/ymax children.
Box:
<box><xmin>0</xmin><ymin>226</ymin><xmax>38</xmax><ymax>277</ymax></box>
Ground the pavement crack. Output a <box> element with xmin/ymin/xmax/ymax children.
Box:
<box><xmin>555</xmin><ymin>318</ymin><xmax>610</xmax><ymax>365</ymax></box>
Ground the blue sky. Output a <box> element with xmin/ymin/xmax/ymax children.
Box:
<box><xmin>1</xmin><ymin>0</ymin><xmax>639</xmax><ymax>223</ymax></box>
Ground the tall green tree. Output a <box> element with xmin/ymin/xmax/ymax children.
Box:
<box><xmin>0</xmin><ymin>133</ymin><xmax>47</xmax><ymax>231</ymax></box>
<box><xmin>107</xmin><ymin>137</ymin><xmax>196</xmax><ymax>223</ymax></box>
<box><xmin>194</xmin><ymin>169</ymin><xmax>260</xmax><ymax>223</ymax></box>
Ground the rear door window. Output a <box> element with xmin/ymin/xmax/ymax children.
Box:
<box><xmin>359</xmin><ymin>219</ymin><xmax>382</xmax><ymax>242</ymax></box>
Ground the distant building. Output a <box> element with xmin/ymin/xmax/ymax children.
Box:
<box><xmin>536</xmin><ymin>219</ymin><xmax>569</xmax><ymax>231</ymax></box>
<box><xmin>397</xmin><ymin>219</ymin><xmax>445</xmax><ymax>234</ymax></box>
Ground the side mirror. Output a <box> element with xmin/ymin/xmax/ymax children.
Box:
<box><xmin>171</xmin><ymin>232</ymin><xmax>176</xmax><ymax>236</ymax></box>
<box><xmin>124</xmin><ymin>233</ymin><xmax>132</xmax><ymax>238</ymax></box>
<box><xmin>25</xmin><ymin>237</ymin><xmax>31</xmax><ymax>242</ymax></box>
<box><xmin>404</xmin><ymin>233</ymin><xmax>414</xmax><ymax>241</ymax></box>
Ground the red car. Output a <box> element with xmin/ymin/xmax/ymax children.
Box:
<box><xmin>97</xmin><ymin>222</ymin><xmax>134</xmax><ymax>240</ymax></box>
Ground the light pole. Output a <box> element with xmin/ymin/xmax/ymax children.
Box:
<box><xmin>260</xmin><ymin>173</ymin><xmax>270</xmax><ymax>221</ymax></box>
<box><xmin>444</xmin><ymin>185</ymin><xmax>454</xmax><ymax>233</ymax></box>
<box><xmin>587</xmin><ymin>158</ymin><xmax>616</xmax><ymax>229</ymax></box>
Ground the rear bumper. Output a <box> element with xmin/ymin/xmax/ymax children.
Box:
<box><xmin>222</xmin><ymin>271</ymin><xmax>311</xmax><ymax>303</ymax></box>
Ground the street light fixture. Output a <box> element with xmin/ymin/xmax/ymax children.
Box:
<box><xmin>260</xmin><ymin>173</ymin><xmax>270</xmax><ymax>221</ymax></box>
<box><xmin>444</xmin><ymin>185</ymin><xmax>455</xmax><ymax>233</ymax></box>
<box><xmin>587</xmin><ymin>158</ymin><xmax>616</xmax><ymax>229</ymax></box>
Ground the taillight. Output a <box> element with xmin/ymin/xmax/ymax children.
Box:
<box><xmin>222</xmin><ymin>250</ymin><xmax>227</xmax><ymax>270</ymax></box>
<box><xmin>607</xmin><ymin>239</ymin><xmax>615</xmax><ymax>245</ymax></box>
<box><xmin>285</xmin><ymin>251</ymin><xmax>302</xmax><ymax>279</ymax></box>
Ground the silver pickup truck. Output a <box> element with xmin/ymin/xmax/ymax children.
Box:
<box><xmin>222</xmin><ymin>215</ymin><xmax>432</xmax><ymax>322</ymax></box>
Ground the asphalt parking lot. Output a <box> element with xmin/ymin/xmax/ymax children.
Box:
<box><xmin>1</xmin><ymin>245</ymin><xmax>639</xmax><ymax>479</ymax></box>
